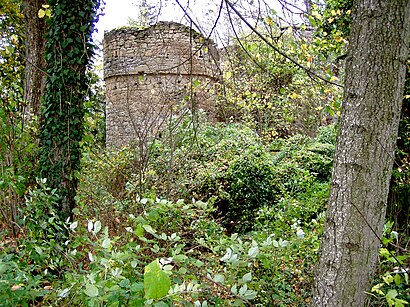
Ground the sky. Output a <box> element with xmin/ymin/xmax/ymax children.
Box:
<box><xmin>94</xmin><ymin>0</ymin><xmax>214</xmax><ymax>46</ymax></box>
<box><xmin>94</xmin><ymin>0</ymin><xmax>307</xmax><ymax>52</ymax></box>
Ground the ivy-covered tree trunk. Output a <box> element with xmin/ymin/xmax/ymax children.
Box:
<box><xmin>38</xmin><ymin>0</ymin><xmax>99</xmax><ymax>220</ymax></box>
<box><xmin>23</xmin><ymin>0</ymin><xmax>46</xmax><ymax>120</ymax></box>
<box><xmin>313</xmin><ymin>0</ymin><xmax>410</xmax><ymax>306</ymax></box>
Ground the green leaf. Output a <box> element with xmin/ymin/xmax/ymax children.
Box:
<box><xmin>193</xmin><ymin>79</ymin><xmax>201</xmax><ymax>87</ymax></box>
<box><xmin>131</xmin><ymin>282</ymin><xmax>144</xmax><ymax>292</ymax></box>
<box><xmin>0</xmin><ymin>263</ymin><xmax>9</xmax><ymax>274</ymax></box>
<box><xmin>119</xmin><ymin>279</ymin><xmax>130</xmax><ymax>288</ymax></box>
<box><xmin>84</xmin><ymin>284</ymin><xmax>99</xmax><ymax>297</ymax></box>
<box><xmin>242</xmin><ymin>272</ymin><xmax>252</xmax><ymax>283</ymax></box>
<box><xmin>248</xmin><ymin>246</ymin><xmax>259</xmax><ymax>258</ymax></box>
<box><xmin>94</xmin><ymin>221</ymin><xmax>102</xmax><ymax>234</ymax></box>
<box><xmin>213</xmin><ymin>274</ymin><xmax>225</xmax><ymax>283</ymax></box>
<box><xmin>394</xmin><ymin>273</ymin><xmax>402</xmax><ymax>286</ymax></box>
<box><xmin>383</xmin><ymin>274</ymin><xmax>394</xmax><ymax>285</ymax></box>
<box><xmin>70</xmin><ymin>221</ymin><xmax>78</xmax><ymax>230</ymax></box>
<box><xmin>386</xmin><ymin>289</ymin><xmax>398</xmax><ymax>300</ymax></box>
<box><xmin>35</xmin><ymin>246</ymin><xmax>43</xmax><ymax>255</ymax></box>
<box><xmin>135</xmin><ymin>224</ymin><xmax>144</xmax><ymax>237</ymax></box>
<box><xmin>58</xmin><ymin>288</ymin><xmax>70</xmax><ymax>298</ymax></box>
<box><xmin>243</xmin><ymin>289</ymin><xmax>257</xmax><ymax>300</ymax></box>
<box><xmin>143</xmin><ymin>224</ymin><xmax>156</xmax><ymax>234</ymax></box>
<box><xmin>102</xmin><ymin>238</ymin><xmax>111</xmax><ymax>249</ymax></box>
<box><xmin>395</xmin><ymin>299</ymin><xmax>408</xmax><ymax>307</ymax></box>
<box><xmin>144</xmin><ymin>259</ymin><xmax>171</xmax><ymax>299</ymax></box>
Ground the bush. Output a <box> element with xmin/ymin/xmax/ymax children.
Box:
<box><xmin>137</xmin><ymin>122</ymin><xmax>336</xmax><ymax>233</ymax></box>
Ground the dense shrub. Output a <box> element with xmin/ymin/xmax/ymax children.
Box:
<box><xmin>131</xmin><ymin>121</ymin><xmax>336</xmax><ymax>233</ymax></box>
<box><xmin>78</xmin><ymin>120</ymin><xmax>335</xmax><ymax>235</ymax></box>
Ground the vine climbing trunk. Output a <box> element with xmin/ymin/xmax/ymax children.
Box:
<box><xmin>38</xmin><ymin>0</ymin><xmax>100</xmax><ymax>221</ymax></box>
<box><xmin>313</xmin><ymin>0</ymin><xmax>410</xmax><ymax>306</ymax></box>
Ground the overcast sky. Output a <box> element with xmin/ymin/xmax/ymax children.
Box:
<box><xmin>94</xmin><ymin>0</ymin><xmax>307</xmax><ymax>51</ymax></box>
<box><xmin>94</xmin><ymin>0</ymin><xmax>212</xmax><ymax>45</ymax></box>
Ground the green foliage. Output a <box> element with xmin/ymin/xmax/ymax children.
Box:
<box><xmin>192</xmin><ymin>123</ymin><xmax>334</xmax><ymax>233</ymax></box>
<box><xmin>38</xmin><ymin>0</ymin><xmax>101</xmax><ymax>220</ymax></box>
<box><xmin>369</xmin><ymin>222</ymin><xmax>410</xmax><ymax>306</ymax></box>
<box><xmin>82</xmin><ymin>69</ymin><xmax>106</xmax><ymax>148</ymax></box>
<box><xmin>0</xmin><ymin>183</ymin><xmax>71</xmax><ymax>306</ymax></box>
<box><xmin>389</xmin><ymin>63</ymin><xmax>410</xmax><ymax>235</ymax></box>
<box><xmin>102</xmin><ymin>119</ymin><xmax>335</xmax><ymax>233</ymax></box>
<box><xmin>1</xmin><ymin>191</ymin><xmax>322</xmax><ymax>306</ymax></box>
<box><xmin>0</xmin><ymin>0</ymin><xmax>25</xmax><ymax>99</ymax></box>
<box><xmin>144</xmin><ymin>259</ymin><xmax>171</xmax><ymax>299</ymax></box>
<box><xmin>0</xmin><ymin>0</ymin><xmax>38</xmax><ymax>232</ymax></box>
<box><xmin>219</xmin><ymin>18</ymin><xmax>343</xmax><ymax>139</ymax></box>
<box><xmin>309</xmin><ymin>1</ymin><xmax>351</xmax><ymax>57</ymax></box>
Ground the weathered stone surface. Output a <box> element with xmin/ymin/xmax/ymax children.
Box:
<box><xmin>104</xmin><ymin>21</ymin><xmax>220</xmax><ymax>148</ymax></box>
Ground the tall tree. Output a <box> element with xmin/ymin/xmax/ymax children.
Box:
<box><xmin>0</xmin><ymin>0</ymin><xmax>26</xmax><ymax>235</ymax></box>
<box><xmin>38</xmin><ymin>0</ymin><xmax>100</xmax><ymax>220</ymax></box>
<box><xmin>23</xmin><ymin>0</ymin><xmax>47</xmax><ymax>120</ymax></box>
<box><xmin>313</xmin><ymin>0</ymin><xmax>410</xmax><ymax>305</ymax></box>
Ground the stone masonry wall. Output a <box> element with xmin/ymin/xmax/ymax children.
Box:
<box><xmin>103</xmin><ymin>21</ymin><xmax>220</xmax><ymax>148</ymax></box>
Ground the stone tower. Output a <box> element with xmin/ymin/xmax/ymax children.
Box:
<box><xmin>103</xmin><ymin>21</ymin><xmax>220</xmax><ymax>148</ymax></box>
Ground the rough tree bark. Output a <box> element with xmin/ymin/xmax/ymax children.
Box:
<box><xmin>313</xmin><ymin>0</ymin><xmax>410</xmax><ymax>306</ymax></box>
<box><xmin>23</xmin><ymin>0</ymin><xmax>47</xmax><ymax>120</ymax></box>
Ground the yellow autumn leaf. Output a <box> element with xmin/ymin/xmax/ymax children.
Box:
<box><xmin>289</xmin><ymin>92</ymin><xmax>302</xmax><ymax>100</ymax></box>
<box><xmin>329</xmin><ymin>76</ymin><xmax>339</xmax><ymax>82</ymax></box>
<box><xmin>38</xmin><ymin>9</ymin><xmax>45</xmax><ymax>18</ymax></box>
<box><xmin>312</xmin><ymin>11</ymin><xmax>322</xmax><ymax>20</ymax></box>
<box><xmin>224</xmin><ymin>71</ymin><xmax>232</xmax><ymax>80</ymax></box>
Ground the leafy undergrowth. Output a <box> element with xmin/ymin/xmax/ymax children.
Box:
<box><xmin>1</xmin><ymin>123</ymin><xmax>408</xmax><ymax>306</ymax></box>
<box><xmin>0</xmin><ymin>192</ymin><xmax>323</xmax><ymax>306</ymax></box>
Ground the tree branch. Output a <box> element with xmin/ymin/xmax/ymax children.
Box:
<box><xmin>224</xmin><ymin>0</ymin><xmax>343</xmax><ymax>88</ymax></box>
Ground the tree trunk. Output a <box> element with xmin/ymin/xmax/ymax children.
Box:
<box><xmin>312</xmin><ymin>0</ymin><xmax>410</xmax><ymax>306</ymax></box>
<box><xmin>38</xmin><ymin>0</ymin><xmax>99</xmax><ymax>221</ymax></box>
<box><xmin>23</xmin><ymin>0</ymin><xmax>46</xmax><ymax>120</ymax></box>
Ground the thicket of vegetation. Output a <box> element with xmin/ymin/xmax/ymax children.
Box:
<box><xmin>1</xmin><ymin>0</ymin><xmax>409</xmax><ymax>306</ymax></box>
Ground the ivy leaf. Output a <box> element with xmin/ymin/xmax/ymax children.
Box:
<box><xmin>144</xmin><ymin>259</ymin><xmax>171</xmax><ymax>299</ymax></box>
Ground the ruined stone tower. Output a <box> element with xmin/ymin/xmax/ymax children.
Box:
<box><xmin>103</xmin><ymin>21</ymin><xmax>220</xmax><ymax>148</ymax></box>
